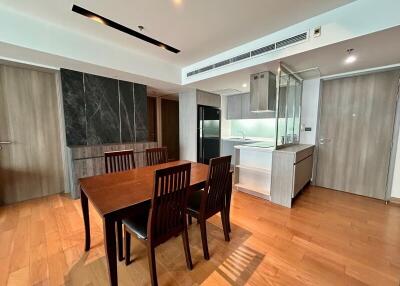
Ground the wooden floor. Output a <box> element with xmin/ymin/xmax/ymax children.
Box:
<box><xmin>1</xmin><ymin>186</ymin><xmax>400</xmax><ymax>286</ymax></box>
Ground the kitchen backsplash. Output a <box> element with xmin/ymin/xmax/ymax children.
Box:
<box><xmin>231</xmin><ymin>119</ymin><xmax>276</xmax><ymax>138</ymax></box>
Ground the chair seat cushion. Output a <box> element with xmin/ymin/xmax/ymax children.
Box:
<box><xmin>187</xmin><ymin>190</ymin><xmax>204</xmax><ymax>214</ymax></box>
<box><xmin>122</xmin><ymin>202</ymin><xmax>150</xmax><ymax>240</ymax></box>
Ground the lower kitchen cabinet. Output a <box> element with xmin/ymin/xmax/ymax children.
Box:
<box><xmin>270</xmin><ymin>144</ymin><xmax>314</xmax><ymax>208</ymax></box>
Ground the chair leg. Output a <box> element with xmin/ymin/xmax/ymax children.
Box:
<box><xmin>124</xmin><ymin>229</ymin><xmax>131</xmax><ymax>266</ymax></box>
<box><xmin>116</xmin><ymin>220</ymin><xmax>124</xmax><ymax>261</ymax></box>
<box><xmin>182</xmin><ymin>227</ymin><xmax>193</xmax><ymax>270</ymax></box>
<box><xmin>221</xmin><ymin>209</ymin><xmax>230</xmax><ymax>242</ymax></box>
<box><xmin>227</xmin><ymin>210</ymin><xmax>231</xmax><ymax>233</ymax></box>
<box><xmin>199</xmin><ymin>219</ymin><xmax>210</xmax><ymax>260</ymax></box>
<box><xmin>147</xmin><ymin>243</ymin><xmax>158</xmax><ymax>286</ymax></box>
<box><xmin>188</xmin><ymin>215</ymin><xmax>192</xmax><ymax>225</ymax></box>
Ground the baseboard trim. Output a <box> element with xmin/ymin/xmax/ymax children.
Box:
<box><xmin>235</xmin><ymin>185</ymin><xmax>271</xmax><ymax>201</ymax></box>
<box><xmin>390</xmin><ymin>197</ymin><xmax>400</xmax><ymax>206</ymax></box>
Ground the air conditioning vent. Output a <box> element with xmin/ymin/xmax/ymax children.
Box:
<box><xmin>186</xmin><ymin>31</ymin><xmax>308</xmax><ymax>78</ymax></box>
<box><xmin>231</xmin><ymin>52</ymin><xmax>251</xmax><ymax>63</ymax></box>
<box><xmin>214</xmin><ymin>59</ymin><xmax>231</xmax><ymax>68</ymax></box>
<box><xmin>198</xmin><ymin>65</ymin><xmax>213</xmax><ymax>73</ymax></box>
<box><xmin>276</xmin><ymin>32</ymin><xmax>307</xmax><ymax>49</ymax></box>
<box><xmin>251</xmin><ymin>44</ymin><xmax>275</xmax><ymax>57</ymax></box>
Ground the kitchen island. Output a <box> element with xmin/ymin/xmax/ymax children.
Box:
<box><xmin>234</xmin><ymin>143</ymin><xmax>314</xmax><ymax>208</ymax></box>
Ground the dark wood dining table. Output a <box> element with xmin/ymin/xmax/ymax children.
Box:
<box><xmin>79</xmin><ymin>160</ymin><xmax>231</xmax><ymax>286</ymax></box>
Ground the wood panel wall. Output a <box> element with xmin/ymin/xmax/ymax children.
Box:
<box><xmin>316</xmin><ymin>70</ymin><xmax>400</xmax><ymax>199</ymax></box>
<box><xmin>147</xmin><ymin>96</ymin><xmax>157</xmax><ymax>142</ymax></box>
<box><xmin>161</xmin><ymin>99</ymin><xmax>179</xmax><ymax>161</ymax></box>
<box><xmin>0</xmin><ymin>64</ymin><xmax>64</xmax><ymax>204</ymax></box>
<box><xmin>68</xmin><ymin>142</ymin><xmax>157</xmax><ymax>198</ymax></box>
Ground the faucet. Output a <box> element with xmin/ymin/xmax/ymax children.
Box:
<box><xmin>239</xmin><ymin>130</ymin><xmax>246</xmax><ymax>140</ymax></box>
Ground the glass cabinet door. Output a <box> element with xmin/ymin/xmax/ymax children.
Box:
<box><xmin>276</xmin><ymin>69</ymin><xmax>288</xmax><ymax>146</ymax></box>
<box><xmin>293</xmin><ymin>79</ymin><xmax>302</xmax><ymax>143</ymax></box>
<box><xmin>275</xmin><ymin>64</ymin><xmax>303</xmax><ymax>148</ymax></box>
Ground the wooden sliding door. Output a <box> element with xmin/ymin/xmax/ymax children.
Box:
<box><xmin>316</xmin><ymin>70</ymin><xmax>400</xmax><ymax>200</ymax></box>
<box><xmin>0</xmin><ymin>64</ymin><xmax>64</xmax><ymax>204</ymax></box>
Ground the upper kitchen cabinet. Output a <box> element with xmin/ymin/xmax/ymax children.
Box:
<box><xmin>197</xmin><ymin>89</ymin><xmax>221</xmax><ymax>108</ymax></box>
<box><xmin>227</xmin><ymin>94</ymin><xmax>242</xmax><ymax>119</ymax></box>
<box><xmin>241</xmin><ymin>93</ymin><xmax>258</xmax><ymax>119</ymax></box>
<box><xmin>226</xmin><ymin>93</ymin><xmax>275</xmax><ymax>120</ymax></box>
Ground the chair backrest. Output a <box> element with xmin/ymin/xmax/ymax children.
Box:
<box><xmin>104</xmin><ymin>150</ymin><xmax>135</xmax><ymax>173</ymax></box>
<box><xmin>148</xmin><ymin>163</ymin><xmax>191</xmax><ymax>245</ymax></box>
<box><xmin>146</xmin><ymin>147</ymin><xmax>168</xmax><ymax>166</ymax></box>
<box><xmin>201</xmin><ymin>156</ymin><xmax>232</xmax><ymax>217</ymax></box>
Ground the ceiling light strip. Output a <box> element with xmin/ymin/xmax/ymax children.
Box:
<box><xmin>72</xmin><ymin>5</ymin><xmax>180</xmax><ymax>54</ymax></box>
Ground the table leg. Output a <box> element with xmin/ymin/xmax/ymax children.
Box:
<box><xmin>104</xmin><ymin>217</ymin><xmax>118</xmax><ymax>286</ymax></box>
<box><xmin>80</xmin><ymin>188</ymin><xmax>91</xmax><ymax>251</ymax></box>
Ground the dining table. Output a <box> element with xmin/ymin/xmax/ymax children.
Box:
<box><xmin>79</xmin><ymin>160</ymin><xmax>233</xmax><ymax>286</ymax></box>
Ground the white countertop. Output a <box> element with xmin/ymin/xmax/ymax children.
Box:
<box><xmin>222</xmin><ymin>136</ymin><xmax>275</xmax><ymax>142</ymax></box>
<box><xmin>234</xmin><ymin>144</ymin><xmax>275</xmax><ymax>152</ymax></box>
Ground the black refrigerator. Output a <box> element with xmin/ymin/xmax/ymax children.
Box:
<box><xmin>197</xmin><ymin>105</ymin><xmax>221</xmax><ymax>164</ymax></box>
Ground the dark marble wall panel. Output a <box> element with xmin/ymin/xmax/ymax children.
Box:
<box><xmin>61</xmin><ymin>69</ymin><xmax>149</xmax><ymax>146</ymax></box>
<box><xmin>119</xmin><ymin>80</ymin><xmax>136</xmax><ymax>143</ymax></box>
<box><xmin>135</xmin><ymin>129</ymin><xmax>148</xmax><ymax>142</ymax></box>
<box><xmin>60</xmin><ymin>69</ymin><xmax>87</xmax><ymax>146</ymax></box>
<box><xmin>134</xmin><ymin>83</ymin><xmax>148</xmax><ymax>142</ymax></box>
<box><xmin>84</xmin><ymin>74</ymin><xmax>120</xmax><ymax>145</ymax></box>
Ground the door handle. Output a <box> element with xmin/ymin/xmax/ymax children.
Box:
<box><xmin>319</xmin><ymin>138</ymin><xmax>331</xmax><ymax>145</ymax></box>
<box><xmin>0</xmin><ymin>141</ymin><xmax>11</xmax><ymax>151</ymax></box>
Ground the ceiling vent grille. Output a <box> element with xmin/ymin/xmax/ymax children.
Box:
<box><xmin>276</xmin><ymin>32</ymin><xmax>307</xmax><ymax>49</ymax></box>
<box><xmin>251</xmin><ymin>43</ymin><xmax>275</xmax><ymax>57</ymax></box>
<box><xmin>186</xmin><ymin>31</ymin><xmax>308</xmax><ymax>78</ymax></box>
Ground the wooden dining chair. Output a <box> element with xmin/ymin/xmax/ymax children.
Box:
<box><xmin>187</xmin><ymin>155</ymin><xmax>232</xmax><ymax>260</ymax></box>
<box><xmin>105</xmin><ymin>149</ymin><xmax>136</xmax><ymax>173</ymax></box>
<box><xmin>146</xmin><ymin>147</ymin><xmax>168</xmax><ymax>166</ymax></box>
<box><xmin>123</xmin><ymin>163</ymin><xmax>193</xmax><ymax>286</ymax></box>
<box><xmin>104</xmin><ymin>149</ymin><xmax>136</xmax><ymax>261</ymax></box>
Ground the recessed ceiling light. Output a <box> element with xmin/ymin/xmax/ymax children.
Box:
<box><xmin>173</xmin><ymin>0</ymin><xmax>183</xmax><ymax>6</ymax></box>
<box><xmin>345</xmin><ymin>48</ymin><xmax>356</xmax><ymax>64</ymax></box>
<box><xmin>242</xmin><ymin>83</ymin><xmax>247</xmax><ymax>88</ymax></box>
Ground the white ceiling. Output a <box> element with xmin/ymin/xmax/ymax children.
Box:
<box><xmin>193</xmin><ymin>26</ymin><xmax>400</xmax><ymax>94</ymax></box>
<box><xmin>1</xmin><ymin>0</ymin><xmax>354</xmax><ymax>66</ymax></box>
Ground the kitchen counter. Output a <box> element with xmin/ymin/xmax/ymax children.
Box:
<box><xmin>234</xmin><ymin>141</ymin><xmax>275</xmax><ymax>152</ymax></box>
<box><xmin>221</xmin><ymin>137</ymin><xmax>274</xmax><ymax>165</ymax></box>
<box><xmin>221</xmin><ymin>136</ymin><xmax>274</xmax><ymax>142</ymax></box>
<box><xmin>234</xmin><ymin>143</ymin><xmax>315</xmax><ymax>208</ymax></box>
<box><xmin>274</xmin><ymin>144</ymin><xmax>314</xmax><ymax>153</ymax></box>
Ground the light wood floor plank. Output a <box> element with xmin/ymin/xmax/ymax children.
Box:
<box><xmin>1</xmin><ymin>187</ymin><xmax>400</xmax><ymax>285</ymax></box>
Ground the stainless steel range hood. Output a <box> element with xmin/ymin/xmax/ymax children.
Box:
<box><xmin>250</xmin><ymin>71</ymin><xmax>276</xmax><ymax>112</ymax></box>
